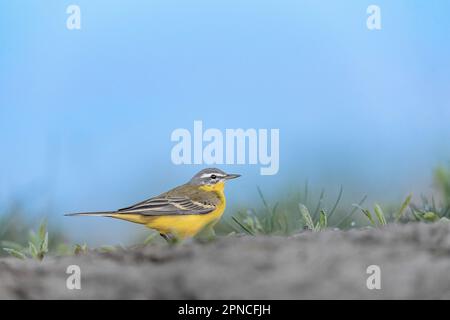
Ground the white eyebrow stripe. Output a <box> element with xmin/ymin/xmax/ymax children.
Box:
<box><xmin>200</xmin><ymin>173</ymin><xmax>226</xmax><ymax>178</ymax></box>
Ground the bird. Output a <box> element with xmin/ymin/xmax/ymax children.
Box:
<box><xmin>65</xmin><ymin>168</ymin><xmax>240</xmax><ymax>241</ymax></box>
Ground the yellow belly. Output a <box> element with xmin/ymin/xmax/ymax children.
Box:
<box><xmin>145</xmin><ymin>206</ymin><xmax>224</xmax><ymax>238</ymax></box>
<box><xmin>109</xmin><ymin>188</ymin><xmax>226</xmax><ymax>238</ymax></box>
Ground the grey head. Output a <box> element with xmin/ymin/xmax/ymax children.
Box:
<box><xmin>188</xmin><ymin>168</ymin><xmax>241</xmax><ymax>186</ymax></box>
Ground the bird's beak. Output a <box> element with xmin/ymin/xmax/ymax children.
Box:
<box><xmin>225</xmin><ymin>173</ymin><xmax>241</xmax><ymax>180</ymax></box>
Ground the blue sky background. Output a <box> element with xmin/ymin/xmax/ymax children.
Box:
<box><xmin>1</xmin><ymin>1</ymin><xmax>450</xmax><ymax>244</ymax></box>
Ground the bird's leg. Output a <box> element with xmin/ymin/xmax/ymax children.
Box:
<box><xmin>159</xmin><ymin>233</ymin><xmax>170</xmax><ymax>241</ymax></box>
<box><xmin>160</xmin><ymin>233</ymin><xmax>179</xmax><ymax>244</ymax></box>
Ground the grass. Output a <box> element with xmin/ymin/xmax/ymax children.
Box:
<box><xmin>352</xmin><ymin>194</ymin><xmax>411</xmax><ymax>227</ymax></box>
<box><xmin>223</xmin><ymin>165</ymin><xmax>450</xmax><ymax>235</ymax></box>
<box><xmin>0</xmin><ymin>216</ymin><xmax>127</xmax><ymax>260</ymax></box>
<box><xmin>2</xmin><ymin>220</ymin><xmax>49</xmax><ymax>260</ymax></box>
<box><xmin>0</xmin><ymin>218</ymin><xmax>90</xmax><ymax>260</ymax></box>
<box><xmin>0</xmin><ymin>203</ymin><xmax>69</xmax><ymax>259</ymax></box>
<box><xmin>2</xmin><ymin>165</ymin><xmax>450</xmax><ymax>260</ymax></box>
<box><xmin>222</xmin><ymin>183</ymin><xmax>366</xmax><ymax>236</ymax></box>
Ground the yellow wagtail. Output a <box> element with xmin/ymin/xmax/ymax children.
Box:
<box><xmin>66</xmin><ymin>168</ymin><xmax>240</xmax><ymax>240</ymax></box>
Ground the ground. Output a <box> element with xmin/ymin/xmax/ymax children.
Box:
<box><xmin>1</xmin><ymin>222</ymin><xmax>450</xmax><ymax>299</ymax></box>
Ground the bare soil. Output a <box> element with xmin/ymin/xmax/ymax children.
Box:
<box><xmin>1</xmin><ymin>222</ymin><xmax>450</xmax><ymax>299</ymax></box>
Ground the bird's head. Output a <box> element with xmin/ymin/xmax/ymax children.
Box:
<box><xmin>188</xmin><ymin>168</ymin><xmax>241</xmax><ymax>188</ymax></box>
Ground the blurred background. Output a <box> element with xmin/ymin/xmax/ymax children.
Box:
<box><xmin>1</xmin><ymin>1</ymin><xmax>450</xmax><ymax>246</ymax></box>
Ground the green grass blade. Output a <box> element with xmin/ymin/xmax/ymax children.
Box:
<box><xmin>257</xmin><ymin>186</ymin><xmax>270</xmax><ymax>211</ymax></box>
<box><xmin>231</xmin><ymin>216</ymin><xmax>255</xmax><ymax>236</ymax></box>
<box><xmin>144</xmin><ymin>233</ymin><xmax>158</xmax><ymax>245</ymax></box>
<box><xmin>316</xmin><ymin>209</ymin><xmax>328</xmax><ymax>231</ymax></box>
<box><xmin>269</xmin><ymin>202</ymin><xmax>280</xmax><ymax>233</ymax></box>
<box><xmin>38</xmin><ymin>219</ymin><xmax>47</xmax><ymax>241</ymax></box>
<box><xmin>28</xmin><ymin>242</ymin><xmax>38</xmax><ymax>259</ymax></box>
<box><xmin>40</xmin><ymin>232</ymin><xmax>49</xmax><ymax>253</ymax></box>
<box><xmin>336</xmin><ymin>195</ymin><xmax>368</xmax><ymax>228</ymax></box>
<box><xmin>363</xmin><ymin>209</ymin><xmax>376</xmax><ymax>225</ymax></box>
<box><xmin>313</xmin><ymin>189</ymin><xmax>325</xmax><ymax>220</ymax></box>
<box><xmin>443</xmin><ymin>205</ymin><xmax>450</xmax><ymax>218</ymax></box>
<box><xmin>98</xmin><ymin>245</ymin><xmax>117</xmax><ymax>253</ymax></box>
<box><xmin>3</xmin><ymin>248</ymin><xmax>26</xmax><ymax>260</ymax></box>
<box><xmin>423</xmin><ymin>211</ymin><xmax>439</xmax><ymax>222</ymax></box>
<box><xmin>327</xmin><ymin>185</ymin><xmax>343</xmax><ymax>220</ymax></box>
<box><xmin>299</xmin><ymin>204</ymin><xmax>315</xmax><ymax>230</ymax></box>
<box><xmin>73</xmin><ymin>243</ymin><xmax>88</xmax><ymax>255</ymax></box>
<box><xmin>411</xmin><ymin>208</ymin><xmax>422</xmax><ymax>221</ymax></box>
<box><xmin>354</xmin><ymin>204</ymin><xmax>375</xmax><ymax>225</ymax></box>
<box><xmin>395</xmin><ymin>194</ymin><xmax>412</xmax><ymax>222</ymax></box>
<box><xmin>374</xmin><ymin>204</ymin><xmax>387</xmax><ymax>225</ymax></box>
<box><xmin>0</xmin><ymin>241</ymin><xmax>23</xmax><ymax>251</ymax></box>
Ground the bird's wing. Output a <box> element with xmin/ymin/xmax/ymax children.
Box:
<box><xmin>116</xmin><ymin>186</ymin><xmax>217</xmax><ymax>216</ymax></box>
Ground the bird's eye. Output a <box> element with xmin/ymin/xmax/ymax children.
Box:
<box><xmin>211</xmin><ymin>174</ymin><xmax>217</xmax><ymax>179</ymax></box>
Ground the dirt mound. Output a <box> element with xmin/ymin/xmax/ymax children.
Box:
<box><xmin>1</xmin><ymin>222</ymin><xmax>450</xmax><ymax>299</ymax></box>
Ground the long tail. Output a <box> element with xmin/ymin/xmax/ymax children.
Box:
<box><xmin>65</xmin><ymin>211</ymin><xmax>117</xmax><ymax>217</ymax></box>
